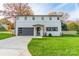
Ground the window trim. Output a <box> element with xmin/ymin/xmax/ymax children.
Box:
<box><xmin>46</xmin><ymin>27</ymin><xmax>58</xmax><ymax>31</ymax></box>
<box><xmin>46</xmin><ymin>27</ymin><xmax>51</xmax><ymax>31</ymax></box>
<box><xmin>57</xmin><ymin>17</ymin><xmax>59</xmax><ymax>20</ymax></box>
<box><xmin>32</xmin><ymin>17</ymin><xmax>35</xmax><ymax>20</ymax></box>
<box><xmin>25</xmin><ymin>16</ymin><xmax>27</xmax><ymax>20</ymax></box>
<box><xmin>41</xmin><ymin>17</ymin><xmax>44</xmax><ymax>20</ymax></box>
<box><xmin>49</xmin><ymin>17</ymin><xmax>52</xmax><ymax>20</ymax></box>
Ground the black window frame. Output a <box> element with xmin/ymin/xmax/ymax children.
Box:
<box><xmin>49</xmin><ymin>17</ymin><xmax>52</xmax><ymax>20</ymax></box>
<box><xmin>52</xmin><ymin>27</ymin><xmax>58</xmax><ymax>31</ymax></box>
<box><xmin>46</xmin><ymin>27</ymin><xmax>51</xmax><ymax>31</ymax></box>
<box><xmin>18</xmin><ymin>28</ymin><xmax>22</xmax><ymax>35</ymax></box>
<box><xmin>46</xmin><ymin>27</ymin><xmax>58</xmax><ymax>31</ymax></box>
<box><xmin>25</xmin><ymin>16</ymin><xmax>27</xmax><ymax>20</ymax></box>
<box><xmin>16</xmin><ymin>17</ymin><xmax>19</xmax><ymax>20</ymax></box>
<box><xmin>32</xmin><ymin>17</ymin><xmax>35</xmax><ymax>20</ymax></box>
<box><xmin>57</xmin><ymin>17</ymin><xmax>59</xmax><ymax>20</ymax></box>
<box><xmin>41</xmin><ymin>17</ymin><xmax>44</xmax><ymax>20</ymax></box>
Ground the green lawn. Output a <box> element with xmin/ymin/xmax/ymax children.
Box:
<box><xmin>0</xmin><ymin>33</ymin><xmax>14</xmax><ymax>40</ymax></box>
<box><xmin>28</xmin><ymin>36</ymin><xmax>79</xmax><ymax>56</ymax></box>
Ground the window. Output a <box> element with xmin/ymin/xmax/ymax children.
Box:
<box><xmin>57</xmin><ymin>17</ymin><xmax>59</xmax><ymax>20</ymax></box>
<box><xmin>46</xmin><ymin>27</ymin><xmax>58</xmax><ymax>31</ymax></box>
<box><xmin>25</xmin><ymin>16</ymin><xmax>27</xmax><ymax>20</ymax></box>
<box><xmin>18</xmin><ymin>28</ymin><xmax>22</xmax><ymax>29</ymax></box>
<box><xmin>41</xmin><ymin>17</ymin><xmax>44</xmax><ymax>20</ymax></box>
<box><xmin>32</xmin><ymin>17</ymin><xmax>35</xmax><ymax>20</ymax></box>
<box><xmin>16</xmin><ymin>17</ymin><xmax>19</xmax><ymax>20</ymax></box>
<box><xmin>52</xmin><ymin>27</ymin><xmax>58</xmax><ymax>31</ymax></box>
<box><xmin>46</xmin><ymin>27</ymin><xmax>51</xmax><ymax>31</ymax></box>
<box><xmin>18</xmin><ymin>28</ymin><xmax>22</xmax><ymax>35</ymax></box>
<box><xmin>49</xmin><ymin>17</ymin><xmax>52</xmax><ymax>20</ymax></box>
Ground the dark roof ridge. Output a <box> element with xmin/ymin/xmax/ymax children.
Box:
<box><xmin>17</xmin><ymin>15</ymin><xmax>63</xmax><ymax>17</ymax></box>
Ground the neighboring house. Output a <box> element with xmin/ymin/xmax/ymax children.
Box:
<box><xmin>15</xmin><ymin>15</ymin><xmax>62</xmax><ymax>36</ymax></box>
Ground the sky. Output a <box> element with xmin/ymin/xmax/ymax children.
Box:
<box><xmin>0</xmin><ymin>3</ymin><xmax>79</xmax><ymax>21</ymax></box>
<box><xmin>29</xmin><ymin>3</ymin><xmax>79</xmax><ymax>21</ymax></box>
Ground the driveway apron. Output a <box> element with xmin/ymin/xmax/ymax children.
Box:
<box><xmin>0</xmin><ymin>36</ymin><xmax>32</xmax><ymax>56</ymax></box>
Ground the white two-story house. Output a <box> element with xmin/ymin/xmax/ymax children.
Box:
<box><xmin>15</xmin><ymin>15</ymin><xmax>62</xmax><ymax>36</ymax></box>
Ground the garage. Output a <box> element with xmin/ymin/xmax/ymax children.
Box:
<box><xmin>18</xmin><ymin>27</ymin><xmax>34</xmax><ymax>36</ymax></box>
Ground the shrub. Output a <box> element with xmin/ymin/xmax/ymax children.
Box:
<box><xmin>48</xmin><ymin>33</ymin><xmax>52</xmax><ymax>37</ymax></box>
<box><xmin>0</xmin><ymin>26</ymin><xmax>7</xmax><ymax>31</ymax></box>
<box><xmin>77</xmin><ymin>29</ymin><xmax>79</xmax><ymax>34</ymax></box>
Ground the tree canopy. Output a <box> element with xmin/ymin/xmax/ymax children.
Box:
<box><xmin>48</xmin><ymin>11</ymin><xmax>70</xmax><ymax>21</ymax></box>
<box><xmin>66</xmin><ymin>21</ymin><xmax>78</xmax><ymax>31</ymax></box>
<box><xmin>0</xmin><ymin>3</ymin><xmax>34</xmax><ymax>18</ymax></box>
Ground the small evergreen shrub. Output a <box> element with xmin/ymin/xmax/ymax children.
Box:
<box><xmin>48</xmin><ymin>33</ymin><xmax>52</xmax><ymax>37</ymax></box>
<box><xmin>77</xmin><ymin>29</ymin><xmax>79</xmax><ymax>34</ymax></box>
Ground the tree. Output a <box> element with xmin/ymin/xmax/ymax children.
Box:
<box><xmin>0</xmin><ymin>24</ymin><xmax>6</xmax><ymax>31</ymax></box>
<box><xmin>66</xmin><ymin>21</ymin><xmax>78</xmax><ymax>31</ymax></box>
<box><xmin>48</xmin><ymin>10</ymin><xmax>57</xmax><ymax>15</ymax></box>
<box><xmin>0</xmin><ymin>18</ymin><xmax>14</xmax><ymax>31</ymax></box>
<box><xmin>0</xmin><ymin>3</ymin><xmax>34</xmax><ymax>18</ymax></box>
<box><xmin>61</xmin><ymin>23</ymin><xmax>68</xmax><ymax>31</ymax></box>
<box><xmin>48</xmin><ymin>11</ymin><xmax>70</xmax><ymax>21</ymax></box>
<box><xmin>75</xmin><ymin>20</ymin><xmax>79</xmax><ymax>33</ymax></box>
<box><xmin>48</xmin><ymin>11</ymin><xmax>69</xmax><ymax>31</ymax></box>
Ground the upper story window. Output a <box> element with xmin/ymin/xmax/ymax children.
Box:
<box><xmin>25</xmin><ymin>16</ymin><xmax>27</xmax><ymax>20</ymax></box>
<box><xmin>57</xmin><ymin>17</ymin><xmax>59</xmax><ymax>20</ymax></box>
<box><xmin>16</xmin><ymin>17</ymin><xmax>19</xmax><ymax>20</ymax></box>
<box><xmin>41</xmin><ymin>17</ymin><xmax>44</xmax><ymax>20</ymax></box>
<box><xmin>49</xmin><ymin>17</ymin><xmax>52</xmax><ymax>20</ymax></box>
<box><xmin>32</xmin><ymin>17</ymin><xmax>35</xmax><ymax>20</ymax></box>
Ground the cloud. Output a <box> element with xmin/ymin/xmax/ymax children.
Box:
<box><xmin>54</xmin><ymin>3</ymin><xmax>67</xmax><ymax>10</ymax></box>
<box><xmin>69</xmin><ymin>8</ymin><xmax>79</xmax><ymax>19</ymax></box>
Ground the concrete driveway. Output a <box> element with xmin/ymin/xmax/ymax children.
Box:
<box><xmin>0</xmin><ymin>36</ymin><xmax>32</xmax><ymax>56</ymax></box>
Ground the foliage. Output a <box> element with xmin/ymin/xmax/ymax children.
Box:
<box><xmin>0</xmin><ymin>24</ymin><xmax>7</xmax><ymax>31</ymax></box>
<box><xmin>61</xmin><ymin>23</ymin><xmax>68</xmax><ymax>31</ymax></box>
<box><xmin>48</xmin><ymin>11</ymin><xmax>70</xmax><ymax>20</ymax></box>
<box><xmin>66</xmin><ymin>21</ymin><xmax>78</xmax><ymax>31</ymax></box>
<box><xmin>76</xmin><ymin>28</ymin><xmax>79</xmax><ymax>34</ymax></box>
<box><xmin>0</xmin><ymin>3</ymin><xmax>33</xmax><ymax>18</ymax></box>
<box><xmin>48</xmin><ymin>33</ymin><xmax>52</xmax><ymax>37</ymax></box>
<box><xmin>0</xmin><ymin>18</ymin><xmax>14</xmax><ymax>31</ymax></box>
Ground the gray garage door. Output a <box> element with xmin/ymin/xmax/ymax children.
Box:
<box><xmin>18</xmin><ymin>28</ymin><xmax>34</xmax><ymax>36</ymax></box>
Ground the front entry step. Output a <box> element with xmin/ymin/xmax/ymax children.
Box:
<box><xmin>33</xmin><ymin>36</ymin><xmax>42</xmax><ymax>38</ymax></box>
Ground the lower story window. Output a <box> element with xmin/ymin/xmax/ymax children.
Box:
<box><xmin>52</xmin><ymin>27</ymin><xmax>58</xmax><ymax>31</ymax></box>
<box><xmin>18</xmin><ymin>28</ymin><xmax>22</xmax><ymax>35</ymax></box>
<box><xmin>46</xmin><ymin>27</ymin><xmax>58</xmax><ymax>31</ymax></box>
<box><xmin>46</xmin><ymin>27</ymin><xmax>51</xmax><ymax>31</ymax></box>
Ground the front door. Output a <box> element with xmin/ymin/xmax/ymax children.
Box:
<box><xmin>36</xmin><ymin>27</ymin><xmax>41</xmax><ymax>36</ymax></box>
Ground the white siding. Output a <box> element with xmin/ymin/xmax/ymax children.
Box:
<box><xmin>16</xmin><ymin>16</ymin><xmax>60</xmax><ymax>27</ymax></box>
<box><xmin>15</xmin><ymin>16</ymin><xmax>62</xmax><ymax>36</ymax></box>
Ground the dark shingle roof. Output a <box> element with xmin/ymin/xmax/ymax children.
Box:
<box><xmin>16</xmin><ymin>15</ymin><xmax>63</xmax><ymax>17</ymax></box>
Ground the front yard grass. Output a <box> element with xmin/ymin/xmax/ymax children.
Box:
<box><xmin>0</xmin><ymin>33</ymin><xmax>14</xmax><ymax>40</ymax></box>
<box><xmin>28</xmin><ymin>36</ymin><xmax>79</xmax><ymax>56</ymax></box>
